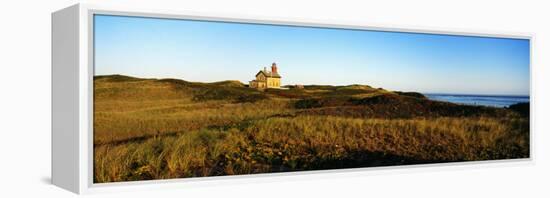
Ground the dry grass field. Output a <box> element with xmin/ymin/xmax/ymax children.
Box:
<box><xmin>93</xmin><ymin>75</ymin><xmax>529</xmax><ymax>183</ymax></box>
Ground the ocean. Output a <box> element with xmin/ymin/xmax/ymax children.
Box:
<box><xmin>424</xmin><ymin>94</ymin><xmax>529</xmax><ymax>108</ymax></box>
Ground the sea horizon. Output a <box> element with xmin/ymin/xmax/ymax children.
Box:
<box><xmin>423</xmin><ymin>92</ymin><xmax>529</xmax><ymax>98</ymax></box>
<box><xmin>424</xmin><ymin>93</ymin><xmax>529</xmax><ymax>108</ymax></box>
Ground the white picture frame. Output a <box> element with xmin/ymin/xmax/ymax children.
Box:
<box><xmin>52</xmin><ymin>3</ymin><xmax>534</xmax><ymax>194</ymax></box>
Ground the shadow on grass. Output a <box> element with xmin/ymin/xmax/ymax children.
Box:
<box><xmin>267</xmin><ymin>150</ymin><xmax>454</xmax><ymax>174</ymax></box>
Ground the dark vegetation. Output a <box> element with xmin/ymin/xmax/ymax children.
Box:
<box><xmin>508</xmin><ymin>102</ymin><xmax>530</xmax><ymax>117</ymax></box>
<box><xmin>394</xmin><ymin>91</ymin><xmax>427</xmax><ymax>99</ymax></box>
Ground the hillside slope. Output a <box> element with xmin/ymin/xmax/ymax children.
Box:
<box><xmin>93</xmin><ymin>75</ymin><xmax>529</xmax><ymax>182</ymax></box>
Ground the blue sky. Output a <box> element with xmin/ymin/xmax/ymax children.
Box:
<box><xmin>94</xmin><ymin>15</ymin><xmax>530</xmax><ymax>95</ymax></box>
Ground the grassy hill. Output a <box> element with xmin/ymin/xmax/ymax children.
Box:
<box><xmin>94</xmin><ymin>75</ymin><xmax>529</xmax><ymax>183</ymax></box>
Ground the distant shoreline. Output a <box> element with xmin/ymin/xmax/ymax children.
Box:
<box><xmin>423</xmin><ymin>93</ymin><xmax>529</xmax><ymax>98</ymax></box>
<box><xmin>424</xmin><ymin>93</ymin><xmax>529</xmax><ymax>108</ymax></box>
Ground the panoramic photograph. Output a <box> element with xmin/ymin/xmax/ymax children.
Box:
<box><xmin>93</xmin><ymin>14</ymin><xmax>530</xmax><ymax>183</ymax></box>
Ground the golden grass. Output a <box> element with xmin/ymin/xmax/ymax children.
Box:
<box><xmin>94</xmin><ymin>99</ymin><xmax>292</xmax><ymax>145</ymax></box>
<box><xmin>95</xmin><ymin>115</ymin><xmax>529</xmax><ymax>183</ymax></box>
<box><xmin>94</xmin><ymin>77</ymin><xmax>293</xmax><ymax>144</ymax></box>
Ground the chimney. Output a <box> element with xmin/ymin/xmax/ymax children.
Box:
<box><xmin>271</xmin><ymin>62</ymin><xmax>278</xmax><ymax>73</ymax></box>
<box><xmin>264</xmin><ymin>67</ymin><xmax>267</xmax><ymax>72</ymax></box>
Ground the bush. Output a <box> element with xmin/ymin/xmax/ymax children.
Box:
<box><xmin>235</xmin><ymin>93</ymin><xmax>269</xmax><ymax>103</ymax></box>
<box><xmin>294</xmin><ymin>98</ymin><xmax>323</xmax><ymax>109</ymax></box>
<box><xmin>394</xmin><ymin>91</ymin><xmax>427</xmax><ymax>99</ymax></box>
<box><xmin>508</xmin><ymin>102</ymin><xmax>529</xmax><ymax>117</ymax></box>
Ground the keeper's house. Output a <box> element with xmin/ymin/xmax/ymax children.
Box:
<box><xmin>249</xmin><ymin>62</ymin><xmax>281</xmax><ymax>89</ymax></box>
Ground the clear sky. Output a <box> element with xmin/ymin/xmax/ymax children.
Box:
<box><xmin>94</xmin><ymin>14</ymin><xmax>530</xmax><ymax>95</ymax></box>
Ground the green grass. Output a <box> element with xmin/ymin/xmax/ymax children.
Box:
<box><xmin>93</xmin><ymin>75</ymin><xmax>530</xmax><ymax>183</ymax></box>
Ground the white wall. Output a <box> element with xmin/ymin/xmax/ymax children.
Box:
<box><xmin>0</xmin><ymin>0</ymin><xmax>548</xmax><ymax>197</ymax></box>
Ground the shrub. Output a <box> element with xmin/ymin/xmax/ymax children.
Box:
<box><xmin>294</xmin><ymin>98</ymin><xmax>322</xmax><ymax>109</ymax></box>
<box><xmin>394</xmin><ymin>91</ymin><xmax>427</xmax><ymax>99</ymax></box>
<box><xmin>507</xmin><ymin>102</ymin><xmax>529</xmax><ymax>117</ymax></box>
